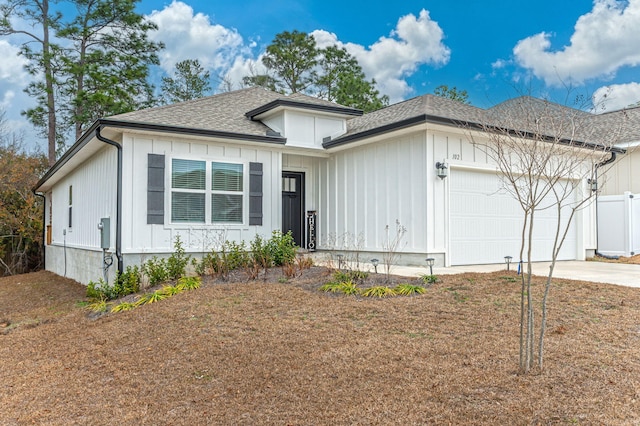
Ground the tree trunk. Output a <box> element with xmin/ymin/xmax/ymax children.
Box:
<box><xmin>42</xmin><ymin>0</ymin><xmax>56</xmax><ymax>166</ymax></box>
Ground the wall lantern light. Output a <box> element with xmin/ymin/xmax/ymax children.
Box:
<box><xmin>371</xmin><ymin>258</ymin><xmax>379</xmax><ymax>274</ymax></box>
<box><xmin>425</xmin><ymin>257</ymin><xmax>435</xmax><ymax>275</ymax></box>
<box><xmin>587</xmin><ymin>178</ymin><xmax>598</xmax><ymax>192</ymax></box>
<box><xmin>504</xmin><ymin>255</ymin><xmax>513</xmax><ymax>271</ymax></box>
<box><xmin>435</xmin><ymin>162</ymin><xmax>448</xmax><ymax>179</ymax></box>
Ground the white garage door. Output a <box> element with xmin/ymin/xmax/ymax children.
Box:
<box><xmin>449</xmin><ymin>168</ymin><xmax>577</xmax><ymax>265</ymax></box>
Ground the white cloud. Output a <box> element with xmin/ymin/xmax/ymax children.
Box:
<box><xmin>513</xmin><ymin>0</ymin><xmax>640</xmax><ymax>86</ymax></box>
<box><xmin>0</xmin><ymin>40</ymin><xmax>29</xmax><ymax>85</ymax></box>
<box><xmin>146</xmin><ymin>1</ymin><xmax>246</xmax><ymax>73</ymax></box>
<box><xmin>593</xmin><ymin>83</ymin><xmax>640</xmax><ymax>111</ymax></box>
<box><xmin>222</xmin><ymin>55</ymin><xmax>267</xmax><ymax>90</ymax></box>
<box><xmin>146</xmin><ymin>4</ymin><xmax>449</xmax><ymax>101</ymax></box>
<box><xmin>312</xmin><ymin>9</ymin><xmax>450</xmax><ymax>102</ymax></box>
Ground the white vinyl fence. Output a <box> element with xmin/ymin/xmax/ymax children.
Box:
<box><xmin>597</xmin><ymin>192</ymin><xmax>640</xmax><ymax>257</ymax></box>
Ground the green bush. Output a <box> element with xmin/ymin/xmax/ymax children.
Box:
<box><xmin>167</xmin><ymin>235</ymin><xmax>191</xmax><ymax>279</ymax></box>
<box><xmin>250</xmin><ymin>234</ymin><xmax>272</xmax><ymax>269</ymax></box>
<box><xmin>421</xmin><ymin>274</ymin><xmax>438</xmax><ymax>284</ymax></box>
<box><xmin>143</xmin><ymin>256</ymin><xmax>169</xmax><ymax>285</ymax></box>
<box><xmin>116</xmin><ymin>265</ymin><xmax>141</xmax><ymax>295</ymax></box>
<box><xmin>87</xmin><ymin>265</ymin><xmax>142</xmax><ymax>301</ymax></box>
<box><xmin>86</xmin><ymin>279</ymin><xmax>117</xmax><ymax>301</ymax></box>
<box><xmin>266</xmin><ymin>230</ymin><xmax>297</xmax><ymax>266</ymax></box>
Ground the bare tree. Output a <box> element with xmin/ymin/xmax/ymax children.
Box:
<box><xmin>468</xmin><ymin>95</ymin><xmax>626</xmax><ymax>373</ymax></box>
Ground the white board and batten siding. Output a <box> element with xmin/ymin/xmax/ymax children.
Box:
<box><xmin>121</xmin><ymin>133</ymin><xmax>282</xmax><ymax>254</ymax></box>
<box><xmin>316</xmin><ymin>132</ymin><xmax>429</xmax><ymax>254</ymax></box>
<box><xmin>263</xmin><ymin>110</ymin><xmax>346</xmax><ymax>149</ymax></box>
<box><xmin>48</xmin><ymin>145</ymin><xmax>117</xmax><ymax>250</ymax></box>
<box><xmin>601</xmin><ymin>150</ymin><xmax>640</xmax><ymax>196</ymax></box>
<box><xmin>45</xmin><ymin>145</ymin><xmax>117</xmax><ymax>283</ymax></box>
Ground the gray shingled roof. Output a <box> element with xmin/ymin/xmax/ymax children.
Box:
<box><xmin>340</xmin><ymin>95</ymin><xmax>484</xmax><ymax>138</ymax></box>
<box><xmin>337</xmin><ymin>94</ymin><xmax>638</xmax><ymax>147</ymax></box>
<box><xmin>592</xmin><ymin>106</ymin><xmax>640</xmax><ymax>145</ymax></box>
<box><xmin>108</xmin><ymin>87</ymin><xmax>358</xmax><ymax>138</ymax></box>
<box><xmin>108</xmin><ymin>87</ymin><xmax>638</xmax><ymax>147</ymax></box>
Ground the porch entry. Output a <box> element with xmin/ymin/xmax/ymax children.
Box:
<box><xmin>282</xmin><ymin>172</ymin><xmax>305</xmax><ymax>247</ymax></box>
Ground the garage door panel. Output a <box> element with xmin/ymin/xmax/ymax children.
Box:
<box><xmin>450</xmin><ymin>169</ymin><xmax>577</xmax><ymax>265</ymax></box>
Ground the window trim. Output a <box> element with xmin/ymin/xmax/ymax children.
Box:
<box><xmin>169</xmin><ymin>156</ymin><xmax>248</xmax><ymax>226</ymax></box>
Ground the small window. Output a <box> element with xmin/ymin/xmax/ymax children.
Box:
<box><xmin>68</xmin><ymin>185</ymin><xmax>73</xmax><ymax>228</ymax></box>
<box><xmin>282</xmin><ymin>177</ymin><xmax>296</xmax><ymax>193</ymax></box>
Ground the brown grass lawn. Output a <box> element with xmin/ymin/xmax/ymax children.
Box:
<box><xmin>1</xmin><ymin>267</ymin><xmax>640</xmax><ymax>425</ymax></box>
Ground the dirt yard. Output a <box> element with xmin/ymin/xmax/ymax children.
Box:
<box><xmin>1</xmin><ymin>267</ymin><xmax>639</xmax><ymax>425</ymax></box>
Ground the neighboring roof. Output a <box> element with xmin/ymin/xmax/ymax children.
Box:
<box><xmin>592</xmin><ymin>106</ymin><xmax>640</xmax><ymax>146</ymax></box>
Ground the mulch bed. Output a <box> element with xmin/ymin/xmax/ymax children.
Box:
<box><xmin>1</xmin><ymin>267</ymin><xmax>639</xmax><ymax>425</ymax></box>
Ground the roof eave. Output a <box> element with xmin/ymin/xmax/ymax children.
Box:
<box><xmin>246</xmin><ymin>99</ymin><xmax>363</xmax><ymax>120</ymax></box>
<box><xmin>33</xmin><ymin>119</ymin><xmax>287</xmax><ymax>192</ymax></box>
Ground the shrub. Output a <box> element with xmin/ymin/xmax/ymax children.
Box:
<box><xmin>250</xmin><ymin>234</ymin><xmax>272</xmax><ymax>269</ymax></box>
<box><xmin>320</xmin><ymin>282</ymin><xmax>344</xmax><ymax>293</ymax></box>
<box><xmin>332</xmin><ymin>270</ymin><xmax>368</xmax><ymax>283</ymax></box>
<box><xmin>176</xmin><ymin>276</ymin><xmax>201</xmax><ymax>291</ymax></box>
<box><xmin>135</xmin><ymin>290</ymin><xmax>167</xmax><ymax>306</ymax></box>
<box><xmin>86</xmin><ymin>279</ymin><xmax>118</xmax><ymax>301</ymax></box>
<box><xmin>394</xmin><ymin>283</ymin><xmax>426</xmax><ymax>296</ymax></box>
<box><xmin>266</xmin><ymin>230</ymin><xmax>297</xmax><ymax>266</ymax></box>
<box><xmin>337</xmin><ymin>280</ymin><xmax>359</xmax><ymax>295</ymax></box>
<box><xmin>167</xmin><ymin>236</ymin><xmax>191</xmax><ymax>280</ymax></box>
<box><xmin>421</xmin><ymin>274</ymin><xmax>438</xmax><ymax>285</ymax></box>
<box><xmin>296</xmin><ymin>255</ymin><xmax>314</xmax><ymax>270</ymax></box>
<box><xmin>110</xmin><ymin>302</ymin><xmax>136</xmax><ymax>313</ymax></box>
<box><xmin>143</xmin><ymin>256</ymin><xmax>169</xmax><ymax>286</ymax></box>
<box><xmin>361</xmin><ymin>286</ymin><xmax>397</xmax><ymax>298</ymax></box>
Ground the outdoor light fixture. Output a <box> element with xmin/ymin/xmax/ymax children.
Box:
<box><xmin>425</xmin><ymin>257</ymin><xmax>435</xmax><ymax>275</ymax></box>
<box><xmin>435</xmin><ymin>162</ymin><xmax>448</xmax><ymax>179</ymax></box>
<box><xmin>336</xmin><ymin>254</ymin><xmax>344</xmax><ymax>270</ymax></box>
<box><xmin>371</xmin><ymin>258</ymin><xmax>379</xmax><ymax>274</ymax></box>
<box><xmin>504</xmin><ymin>255</ymin><xmax>513</xmax><ymax>271</ymax></box>
<box><xmin>587</xmin><ymin>178</ymin><xmax>598</xmax><ymax>192</ymax></box>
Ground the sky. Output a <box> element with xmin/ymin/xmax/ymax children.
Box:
<box><xmin>2</xmin><ymin>0</ymin><xmax>640</xmax><ymax>152</ymax></box>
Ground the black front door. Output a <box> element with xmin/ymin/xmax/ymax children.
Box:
<box><xmin>282</xmin><ymin>172</ymin><xmax>304</xmax><ymax>247</ymax></box>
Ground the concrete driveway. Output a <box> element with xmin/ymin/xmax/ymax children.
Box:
<box><xmin>423</xmin><ymin>261</ymin><xmax>640</xmax><ymax>288</ymax></box>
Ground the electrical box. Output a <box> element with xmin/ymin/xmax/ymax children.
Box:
<box><xmin>98</xmin><ymin>218</ymin><xmax>110</xmax><ymax>249</ymax></box>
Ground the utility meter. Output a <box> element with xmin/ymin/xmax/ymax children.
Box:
<box><xmin>98</xmin><ymin>218</ymin><xmax>110</xmax><ymax>249</ymax></box>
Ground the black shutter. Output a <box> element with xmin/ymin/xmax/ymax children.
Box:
<box><xmin>249</xmin><ymin>162</ymin><xmax>263</xmax><ymax>226</ymax></box>
<box><xmin>147</xmin><ymin>154</ymin><xmax>165</xmax><ymax>224</ymax></box>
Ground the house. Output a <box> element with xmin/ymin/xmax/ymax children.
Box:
<box><xmin>33</xmin><ymin>87</ymin><xmax>632</xmax><ymax>285</ymax></box>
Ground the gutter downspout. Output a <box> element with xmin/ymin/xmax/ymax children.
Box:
<box><xmin>96</xmin><ymin>126</ymin><xmax>124</xmax><ymax>276</ymax></box>
<box><xmin>33</xmin><ymin>191</ymin><xmax>46</xmax><ymax>270</ymax></box>
<box><xmin>594</xmin><ymin>152</ymin><xmax>618</xmax><ymax>259</ymax></box>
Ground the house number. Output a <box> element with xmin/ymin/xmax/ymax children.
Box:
<box><xmin>451</xmin><ymin>154</ymin><xmax>460</xmax><ymax>160</ymax></box>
